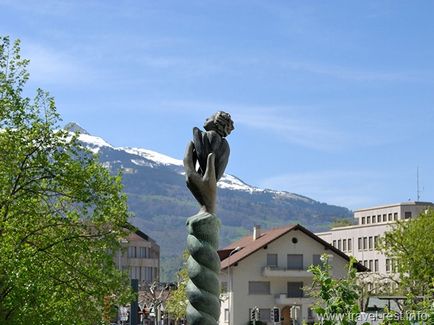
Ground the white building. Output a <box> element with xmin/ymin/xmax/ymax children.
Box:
<box><xmin>218</xmin><ymin>224</ymin><xmax>366</xmax><ymax>325</ymax></box>
<box><xmin>316</xmin><ymin>201</ymin><xmax>433</xmax><ymax>292</ymax></box>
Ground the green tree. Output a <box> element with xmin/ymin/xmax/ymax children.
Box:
<box><xmin>165</xmin><ymin>251</ymin><xmax>188</xmax><ymax>324</ymax></box>
<box><xmin>379</xmin><ymin>208</ymin><xmax>434</xmax><ymax>321</ymax></box>
<box><xmin>307</xmin><ymin>255</ymin><xmax>364</xmax><ymax>325</ymax></box>
<box><xmin>0</xmin><ymin>36</ymin><xmax>132</xmax><ymax>324</ymax></box>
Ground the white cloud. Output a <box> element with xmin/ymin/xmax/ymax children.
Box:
<box><xmin>22</xmin><ymin>42</ymin><xmax>95</xmax><ymax>87</ymax></box>
<box><xmin>235</xmin><ymin>110</ymin><xmax>344</xmax><ymax>151</ymax></box>
<box><xmin>154</xmin><ymin>100</ymin><xmax>351</xmax><ymax>151</ymax></box>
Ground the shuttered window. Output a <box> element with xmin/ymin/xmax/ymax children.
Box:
<box><xmin>312</xmin><ymin>254</ymin><xmax>321</xmax><ymax>266</ymax></box>
<box><xmin>287</xmin><ymin>282</ymin><xmax>303</xmax><ymax>297</ymax></box>
<box><xmin>287</xmin><ymin>254</ymin><xmax>303</xmax><ymax>270</ymax></box>
<box><xmin>248</xmin><ymin>281</ymin><xmax>270</xmax><ymax>295</ymax></box>
<box><xmin>267</xmin><ymin>254</ymin><xmax>278</xmax><ymax>267</ymax></box>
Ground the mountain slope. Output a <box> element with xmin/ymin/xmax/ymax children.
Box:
<box><xmin>73</xmin><ymin>124</ymin><xmax>352</xmax><ymax>281</ymax></box>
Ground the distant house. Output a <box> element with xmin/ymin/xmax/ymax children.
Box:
<box><xmin>218</xmin><ymin>224</ymin><xmax>366</xmax><ymax>325</ymax></box>
<box><xmin>115</xmin><ymin>227</ymin><xmax>160</xmax><ymax>284</ymax></box>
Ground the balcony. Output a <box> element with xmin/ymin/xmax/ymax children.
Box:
<box><xmin>263</xmin><ymin>266</ymin><xmax>313</xmax><ymax>278</ymax></box>
<box><xmin>274</xmin><ymin>294</ymin><xmax>314</xmax><ymax>305</ymax></box>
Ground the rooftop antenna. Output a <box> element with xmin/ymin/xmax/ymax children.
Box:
<box><xmin>417</xmin><ymin>166</ymin><xmax>420</xmax><ymax>201</ymax></box>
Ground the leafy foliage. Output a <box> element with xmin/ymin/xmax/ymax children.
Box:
<box><xmin>0</xmin><ymin>36</ymin><xmax>132</xmax><ymax>324</ymax></box>
<box><xmin>307</xmin><ymin>255</ymin><xmax>363</xmax><ymax>325</ymax></box>
<box><xmin>165</xmin><ymin>251</ymin><xmax>188</xmax><ymax>323</ymax></box>
<box><xmin>379</xmin><ymin>209</ymin><xmax>434</xmax><ymax>322</ymax></box>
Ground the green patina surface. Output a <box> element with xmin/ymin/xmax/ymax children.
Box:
<box><xmin>186</xmin><ymin>212</ymin><xmax>221</xmax><ymax>325</ymax></box>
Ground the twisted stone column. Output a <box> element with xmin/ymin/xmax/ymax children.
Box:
<box><xmin>186</xmin><ymin>212</ymin><xmax>221</xmax><ymax>324</ymax></box>
<box><xmin>183</xmin><ymin>112</ymin><xmax>234</xmax><ymax>325</ymax></box>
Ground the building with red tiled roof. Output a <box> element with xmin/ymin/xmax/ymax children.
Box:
<box><xmin>218</xmin><ymin>224</ymin><xmax>366</xmax><ymax>325</ymax></box>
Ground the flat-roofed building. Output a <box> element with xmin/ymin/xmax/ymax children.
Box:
<box><xmin>316</xmin><ymin>201</ymin><xmax>433</xmax><ymax>287</ymax></box>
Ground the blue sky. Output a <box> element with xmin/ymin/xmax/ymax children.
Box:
<box><xmin>1</xmin><ymin>0</ymin><xmax>434</xmax><ymax>209</ymax></box>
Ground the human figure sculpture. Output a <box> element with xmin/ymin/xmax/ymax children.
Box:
<box><xmin>183</xmin><ymin>111</ymin><xmax>234</xmax><ymax>325</ymax></box>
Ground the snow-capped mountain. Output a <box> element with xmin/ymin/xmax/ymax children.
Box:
<box><xmin>75</xmin><ymin>128</ymin><xmax>312</xmax><ymax>202</ymax></box>
<box><xmin>67</xmin><ymin>123</ymin><xmax>351</xmax><ymax>281</ymax></box>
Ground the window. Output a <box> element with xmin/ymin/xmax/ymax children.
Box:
<box><xmin>361</xmin><ymin>217</ymin><xmax>366</xmax><ymax>224</ymax></box>
<box><xmin>405</xmin><ymin>211</ymin><xmax>412</xmax><ymax>219</ymax></box>
<box><xmin>368</xmin><ymin>237</ymin><xmax>373</xmax><ymax>251</ymax></box>
<box><xmin>372</xmin><ymin>215</ymin><xmax>376</xmax><ymax>223</ymax></box>
<box><xmin>383</xmin><ymin>214</ymin><xmax>387</xmax><ymax>222</ymax></box>
<box><xmin>343</xmin><ymin>239</ymin><xmax>347</xmax><ymax>252</ymax></box>
<box><xmin>358</xmin><ymin>237</ymin><xmax>362</xmax><ymax>251</ymax></box>
<box><xmin>128</xmin><ymin>246</ymin><xmax>137</xmax><ymax>258</ymax></box>
<box><xmin>337</xmin><ymin>240</ymin><xmax>341</xmax><ymax>250</ymax></box>
<box><xmin>130</xmin><ymin>266</ymin><xmax>141</xmax><ymax>280</ymax></box>
<box><xmin>374</xmin><ymin>236</ymin><xmax>379</xmax><ymax>250</ymax></box>
<box><xmin>363</xmin><ymin>260</ymin><xmax>368</xmax><ymax>268</ymax></box>
<box><xmin>363</xmin><ymin>237</ymin><xmax>367</xmax><ymax>250</ymax></box>
<box><xmin>369</xmin><ymin>260</ymin><xmax>373</xmax><ymax>271</ymax></box>
<box><xmin>374</xmin><ymin>259</ymin><xmax>379</xmax><ymax>272</ymax></box>
<box><xmin>248</xmin><ymin>281</ymin><xmax>270</xmax><ymax>295</ymax></box>
<box><xmin>142</xmin><ymin>266</ymin><xmax>156</xmax><ymax>282</ymax></box>
<box><xmin>386</xmin><ymin>259</ymin><xmax>391</xmax><ymax>272</ymax></box>
<box><xmin>332</xmin><ymin>240</ymin><xmax>336</xmax><ymax>248</ymax></box>
<box><xmin>393</xmin><ymin>213</ymin><xmax>398</xmax><ymax>221</ymax></box>
<box><xmin>287</xmin><ymin>254</ymin><xmax>303</xmax><ymax>270</ymax></box>
<box><xmin>224</xmin><ymin>309</ymin><xmax>229</xmax><ymax>322</ymax></box>
<box><xmin>348</xmin><ymin>238</ymin><xmax>352</xmax><ymax>252</ymax></box>
<box><xmin>139</xmin><ymin>247</ymin><xmax>149</xmax><ymax>258</ymax></box>
<box><xmin>312</xmin><ymin>254</ymin><xmax>321</xmax><ymax>266</ymax></box>
<box><xmin>378</xmin><ymin>215</ymin><xmax>382</xmax><ymax>222</ymax></box>
<box><xmin>267</xmin><ymin>254</ymin><xmax>278</xmax><ymax>267</ymax></box>
<box><xmin>388</xmin><ymin>213</ymin><xmax>392</xmax><ymax>221</ymax></box>
<box><xmin>287</xmin><ymin>282</ymin><xmax>303</xmax><ymax>298</ymax></box>
<box><xmin>367</xmin><ymin>216</ymin><xmax>371</xmax><ymax>224</ymax></box>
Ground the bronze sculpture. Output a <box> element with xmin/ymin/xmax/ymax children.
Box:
<box><xmin>183</xmin><ymin>111</ymin><xmax>234</xmax><ymax>325</ymax></box>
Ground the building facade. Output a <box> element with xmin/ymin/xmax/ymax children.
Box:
<box><xmin>218</xmin><ymin>224</ymin><xmax>366</xmax><ymax>325</ymax></box>
<box><xmin>115</xmin><ymin>228</ymin><xmax>160</xmax><ymax>284</ymax></box>
<box><xmin>316</xmin><ymin>201</ymin><xmax>433</xmax><ymax>292</ymax></box>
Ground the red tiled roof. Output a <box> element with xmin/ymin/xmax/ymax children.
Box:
<box><xmin>219</xmin><ymin>224</ymin><xmax>367</xmax><ymax>272</ymax></box>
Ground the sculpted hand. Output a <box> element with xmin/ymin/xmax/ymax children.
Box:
<box><xmin>183</xmin><ymin>141</ymin><xmax>217</xmax><ymax>214</ymax></box>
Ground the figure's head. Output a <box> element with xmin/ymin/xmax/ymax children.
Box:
<box><xmin>203</xmin><ymin>111</ymin><xmax>234</xmax><ymax>137</ymax></box>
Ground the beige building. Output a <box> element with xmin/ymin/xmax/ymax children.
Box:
<box><xmin>218</xmin><ymin>224</ymin><xmax>366</xmax><ymax>325</ymax></box>
<box><xmin>115</xmin><ymin>228</ymin><xmax>160</xmax><ymax>283</ymax></box>
<box><xmin>316</xmin><ymin>201</ymin><xmax>433</xmax><ymax>277</ymax></box>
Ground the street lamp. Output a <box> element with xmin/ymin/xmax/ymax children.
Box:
<box><xmin>227</xmin><ymin>246</ymin><xmax>241</xmax><ymax>325</ymax></box>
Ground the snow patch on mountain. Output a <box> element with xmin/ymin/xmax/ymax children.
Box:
<box><xmin>218</xmin><ymin>174</ymin><xmax>262</xmax><ymax>193</ymax></box>
<box><xmin>78</xmin><ymin>134</ymin><xmax>113</xmax><ymax>153</ymax></box>
<box><xmin>122</xmin><ymin>147</ymin><xmax>183</xmax><ymax>167</ymax></box>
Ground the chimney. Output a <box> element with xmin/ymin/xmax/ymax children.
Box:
<box><xmin>253</xmin><ymin>225</ymin><xmax>261</xmax><ymax>240</ymax></box>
